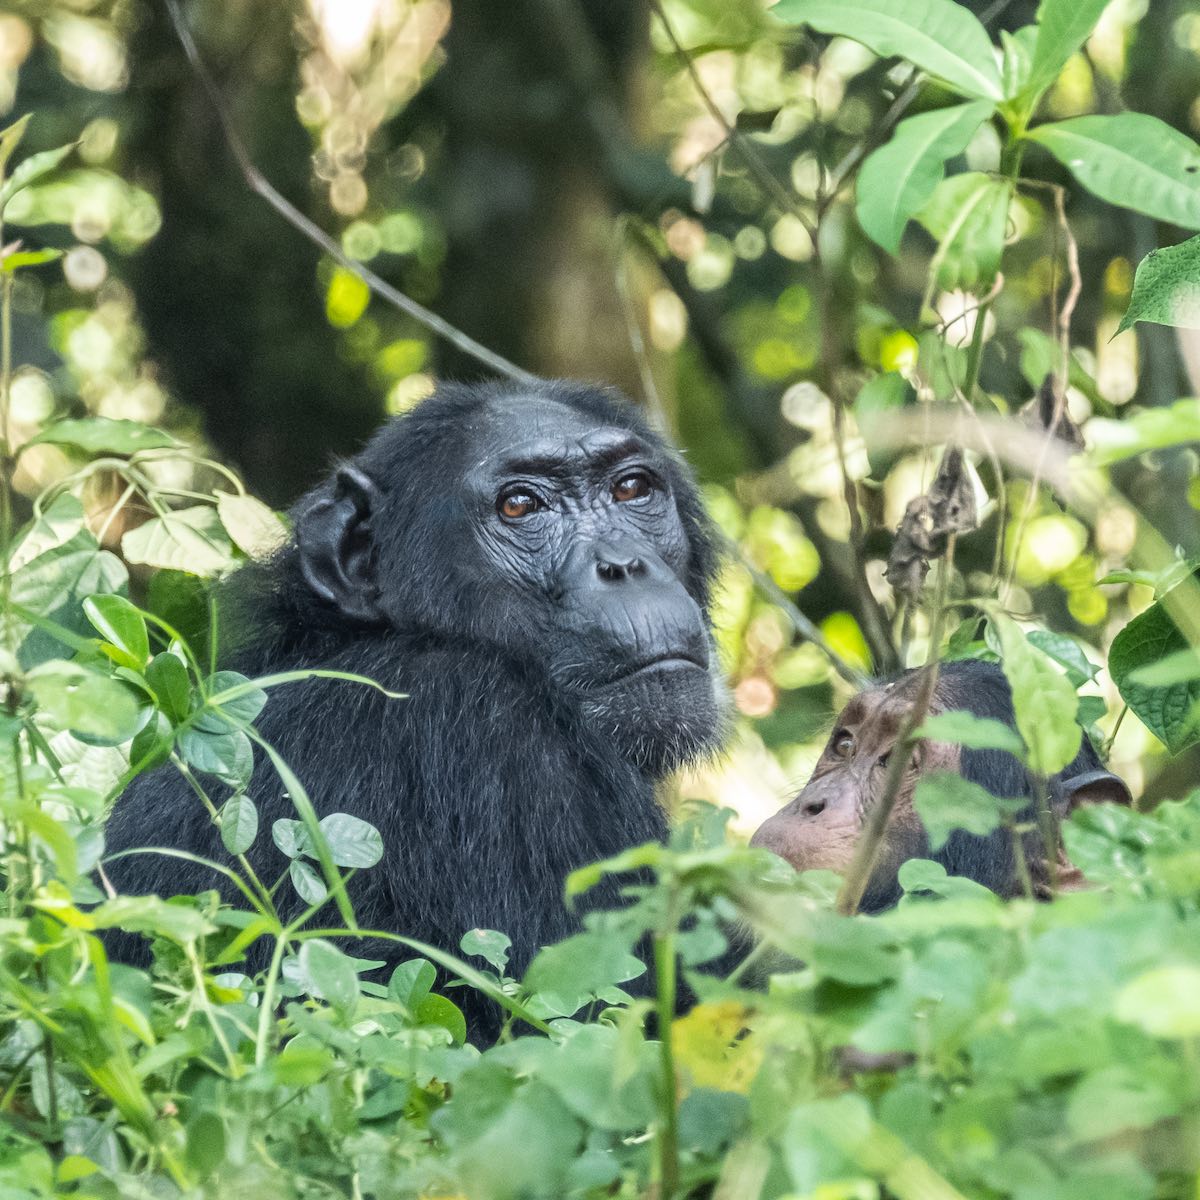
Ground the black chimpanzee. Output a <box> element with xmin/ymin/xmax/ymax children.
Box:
<box><xmin>104</xmin><ymin>379</ymin><xmax>729</xmax><ymax>1034</ymax></box>
<box><xmin>751</xmin><ymin>658</ymin><xmax>1130</xmax><ymax>908</ymax></box>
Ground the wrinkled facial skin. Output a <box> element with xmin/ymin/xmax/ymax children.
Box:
<box><xmin>463</xmin><ymin>394</ymin><xmax>725</xmax><ymax>772</ymax></box>
<box><xmin>750</xmin><ymin>680</ymin><xmax>957</xmax><ymax>910</ymax></box>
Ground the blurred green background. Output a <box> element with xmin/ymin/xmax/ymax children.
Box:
<box><xmin>2</xmin><ymin>0</ymin><xmax>1198</xmax><ymax>831</ymax></box>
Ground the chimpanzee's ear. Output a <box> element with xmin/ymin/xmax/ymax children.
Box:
<box><xmin>297</xmin><ymin>465</ymin><xmax>383</xmax><ymax>624</ymax></box>
<box><xmin>1053</xmin><ymin>768</ymin><xmax>1133</xmax><ymax>814</ymax></box>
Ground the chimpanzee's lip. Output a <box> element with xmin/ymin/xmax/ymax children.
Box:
<box><xmin>605</xmin><ymin>653</ymin><xmax>708</xmax><ymax>685</ymax></box>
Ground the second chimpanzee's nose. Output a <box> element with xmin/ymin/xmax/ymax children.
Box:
<box><xmin>594</xmin><ymin>542</ymin><xmax>647</xmax><ymax>583</ymax></box>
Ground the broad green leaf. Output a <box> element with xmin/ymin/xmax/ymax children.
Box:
<box><xmin>856</xmin><ymin>101</ymin><xmax>992</xmax><ymax>253</ymax></box>
<box><xmin>145</xmin><ymin>652</ymin><xmax>191</xmax><ymax>724</ymax></box>
<box><xmin>200</xmin><ymin>670</ymin><xmax>266</xmax><ymax>730</ymax></box>
<box><xmin>915</xmin><ymin>171</ymin><xmax>1012</xmax><ymax>291</ymax></box>
<box><xmin>999</xmin><ymin>25</ymin><xmax>1037</xmax><ymax>102</ymax></box>
<box><xmin>461</xmin><ymin>928</ymin><xmax>512</xmax><ymax>973</ymax></box>
<box><xmin>388</xmin><ymin>958</ymin><xmax>436</xmax><ymax>1008</ymax></box>
<box><xmin>915</xmin><ymin>710</ymin><xmax>1026</xmax><ymax>756</ymax></box>
<box><xmin>1026</xmin><ymin>629</ymin><xmax>1098</xmax><ymax>686</ymax></box>
<box><xmin>289</xmin><ymin>858</ymin><xmax>328</xmax><ymax>906</ymax></box>
<box><xmin>913</xmin><ymin>770</ymin><xmax>1025</xmax><ymax>849</ymax></box>
<box><xmin>0</xmin><ymin>141</ymin><xmax>75</xmax><ymax>214</ymax></box>
<box><xmin>26</xmin><ymin>416</ymin><xmax>177</xmax><ymax>456</ymax></box>
<box><xmin>415</xmin><ymin>993</ymin><xmax>467</xmax><ymax>1044</ymax></box>
<box><xmin>317</xmin><ymin>812</ymin><xmax>383</xmax><ymax>869</ymax></box>
<box><xmin>771</xmin><ymin>0</ymin><xmax>1003</xmax><ymax>100</ymax></box>
<box><xmin>524</xmin><ymin>931</ymin><xmax>646</xmax><ymax>1018</ymax></box>
<box><xmin>1024</xmin><ymin>0</ymin><xmax>1110</xmax><ymax>100</ymax></box>
<box><xmin>88</xmin><ymin>893</ymin><xmax>214</xmax><ymax>943</ymax></box>
<box><xmin>1109</xmin><ymin>590</ymin><xmax>1200</xmax><ymax>755</ymax></box>
<box><xmin>129</xmin><ymin>710</ymin><xmax>173</xmax><ymax>771</ymax></box>
<box><xmin>10</xmin><ymin>493</ymin><xmax>85</xmax><ymax>571</ymax></box>
<box><xmin>83</xmin><ymin>594</ymin><xmax>149</xmax><ymax>669</ymax></box>
<box><xmin>216</xmin><ymin>491</ymin><xmax>288</xmax><ymax>558</ymax></box>
<box><xmin>184</xmin><ymin>1110</ymin><xmax>225</xmax><ymax>1181</ymax></box>
<box><xmin>1</xmin><ymin>247</ymin><xmax>61</xmax><ymax>274</ymax></box>
<box><xmin>1114</xmin><ymin>965</ymin><xmax>1200</xmax><ymax>1037</ymax></box>
<box><xmin>26</xmin><ymin>662</ymin><xmax>140</xmax><ymax>743</ymax></box>
<box><xmin>1128</xmin><ymin>649</ymin><xmax>1200</xmax><ymax>687</ymax></box>
<box><xmin>854</xmin><ymin>371</ymin><xmax>913</xmax><ymax>422</ymax></box>
<box><xmin>177</xmin><ymin>724</ymin><xmax>252</xmax><ymax>787</ymax></box>
<box><xmin>1088</xmin><ymin>398</ymin><xmax>1200</xmax><ymax>466</ymax></box>
<box><xmin>0</xmin><ymin>113</ymin><xmax>31</xmax><ymax>179</ymax></box>
<box><xmin>1026</xmin><ymin>114</ymin><xmax>1200</xmax><ymax>229</ymax></box>
<box><xmin>219</xmin><ymin>793</ymin><xmax>258</xmax><ymax>856</ymax></box>
<box><xmin>122</xmin><ymin>506</ymin><xmax>233</xmax><ymax>576</ymax></box>
<box><xmin>1117</xmin><ymin>234</ymin><xmax>1200</xmax><ymax>334</ymax></box>
<box><xmin>298</xmin><ymin>938</ymin><xmax>358</xmax><ymax>1014</ymax></box>
<box><xmin>273</xmin><ymin>818</ymin><xmax>311</xmax><ymax>860</ymax></box>
<box><xmin>988</xmin><ymin>610</ymin><xmax>1081</xmax><ymax>774</ymax></box>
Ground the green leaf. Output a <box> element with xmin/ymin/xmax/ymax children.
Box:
<box><xmin>1117</xmin><ymin>234</ymin><xmax>1200</xmax><ymax>334</ymax></box>
<box><xmin>1</xmin><ymin>247</ymin><xmax>62</xmax><ymax>274</ymax></box>
<box><xmin>177</xmin><ymin>725</ymin><xmax>253</xmax><ymax>787</ymax></box>
<box><xmin>122</xmin><ymin>506</ymin><xmax>233</xmax><ymax>576</ymax></box>
<box><xmin>272</xmin><ymin>818</ymin><xmax>311</xmax><ymax>860</ymax></box>
<box><xmin>854</xmin><ymin>371</ymin><xmax>913</xmax><ymax>422</ymax></box>
<box><xmin>1026</xmin><ymin>114</ymin><xmax>1200</xmax><ymax>229</ymax></box>
<box><xmin>856</xmin><ymin>101</ymin><xmax>993</xmax><ymax>253</ymax></box>
<box><xmin>298</xmin><ymin>938</ymin><xmax>358</xmax><ymax>1015</ymax></box>
<box><xmin>0</xmin><ymin>113</ymin><xmax>31</xmax><ymax>180</ymax></box>
<box><xmin>913</xmin><ymin>770</ymin><xmax>1025</xmax><ymax>850</ymax></box>
<box><xmin>1088</xmin><ymin>398</ymin><xmax>1200</xmax><ymax>465</ymax></box>
<box><xmin>200</xmin><ymin>670</ymin><xmax>266</xmax><ymax>730</ymax></box>
<box><xmin>1114</xmin><ymin>965</ymin><xmax>1200</xmax><ymax>1038</ymax></box>
<box><xmin>1109</xmin><ymin>590</ymin><xmax>1200</xmax><ymax>754</ymax></box>
<box><xmin>388</xmin><ymin>958</ymin><xmax>436</xmax><ymax>1008</ymax></box>
<box><xmin>1024</xmin><ymin>0</ymin><xmax>1110</xmax><ymax>100</ymax></box>
<box><xmin>26</xmin><ymin>662</ymin><xmax>140</xmax><ymax>743</ymax></box>
<box><xmin>215</xmin><ymin>491</ymin><xmax>288</xmax><ymax>558</ymax></box>
<box><xmin>461</xmin><ymin>928</ymin><xmax>512</xmax><ymax>973</ymax></box>
<box><xmin>26</xmin><ymin>416</ymin><xmax>177</xmax><ymax>456</ymax></box>
<box><xmin>1027</xmin><ymin>629</ymin><xmax>1098</xmax><ymax>686</ymax></box>
<box><xmin>219</xmin><ymin>793</ymin><xmax>258</xmax><ymax>856</ymax></box>
<box><xmin>524</xmin><ymin>931</ymin><xmax>646</xmax><ymax>1018</ymax></box>
<box><xmin>0</xmin><ymin>141</ymin><xmax>75</xmax><ymax>215</ymax></box>
<box><xmin>317</xmin><ymin>812</ymin><xmax>383</xmax><ymax>869</ymax></box>
<box><xmin>83</xmin><ymin>594</ymin><xmax>149</xmax><ymax>669</ymax></box>
<box><xmin>915</xmin><ymin>171</ymin><xmax>1012</xmax><ymax>291</ymax></box>
<box><xmin>771</xmin><ymin>0</ymin><xmax>1003</xmax><ymax>100</ymax></box>
<box><xmin>415</xmin><ymin>993</ymin><xmax>467</xmax><ymax>1044</ymax></box>
<box><xmin>145</xmin><ymin>652</ymin><xmax>191</xmax><ymax>724</ymax></box>
<box><xmin>184</xmin><ymin>1110</ymin><xmax>225</xmax><ymax>1181</ymax></box>
<box><xmin>988</xmin><ymin>610</ymin><xmax>1081</xmax><ymax>774</ymax></box>
<box><xmin>916</xmin><ymin>710</ymin><xmax>1026</xmax><ymax>756</ymax></box>
<box><xmin>289</xmin><ymin>858</ymin><xmax>328</xmax><ymax>906</ymax></box>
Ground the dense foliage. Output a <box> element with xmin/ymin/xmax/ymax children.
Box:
<box><xmin>4</xmin><ymin>0</ymin><xmax>1200</xmax><ymax>1196</ymax></box>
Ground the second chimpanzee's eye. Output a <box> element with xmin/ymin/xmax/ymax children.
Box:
<box><xmin>612</xmin><ymin>472</ymin><xmax>652</xmax><ymax>503</ymax></box>
<box><xmin>497</xmin><ymin>490</ymin><xmax>544</xmax><ymax>520</ymax></box>
<box><xmin>832</xmin><ymin>729</ymin><xmax>854</xmax><ymax>758</ymax></box>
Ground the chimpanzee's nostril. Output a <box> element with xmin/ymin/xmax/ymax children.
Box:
<box><xmin>595</xmin><ymin>552</ymin><xmax>644</xmax><ymax>582</ymax></box>
<box><xmin>802</xmin><ymin>799</ymin><xmax>826</xmax><ymax>817</ymax></box>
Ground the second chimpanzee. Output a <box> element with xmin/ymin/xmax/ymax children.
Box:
<box><xmin>751</xmin><ymin>659</ymin><xmax>1130</xmax><ymax>908</ymax></box>
<box><xmin>104</xmin><ymin>379</ymin><xmax>728</xmax><ymax>1037</ymax></box>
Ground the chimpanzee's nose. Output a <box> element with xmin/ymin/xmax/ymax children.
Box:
<box><xmin>594</xmin><ymin>542</ymin><xmax>647</xmax><ymax>583</ymax></box>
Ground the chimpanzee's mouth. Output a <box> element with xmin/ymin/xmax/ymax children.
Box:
<box><xmin>606</xmin><ymin>652</ymin><xmax>708</xmax><ymax>685</ymax></box>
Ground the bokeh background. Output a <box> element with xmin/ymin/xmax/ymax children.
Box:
<box><xmin>2</xmin><ymin>0</ymin><xmax>1199</xmax><ymax>830</ymax></box>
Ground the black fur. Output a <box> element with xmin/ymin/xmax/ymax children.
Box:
<box><xmin>103</xmin><ymin>380</ymin><xmax>725</xmax><ymax>1038</ymax></box>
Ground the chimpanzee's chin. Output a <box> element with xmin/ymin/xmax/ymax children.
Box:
<box><xmin>582</xmin><ymin>662</ymin><xmax>728</xmax><ymax>774</ymax></box>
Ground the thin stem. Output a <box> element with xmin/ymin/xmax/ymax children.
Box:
<box><xmin>653</xmin><ymin>928</ymin><xmax>680</xmax><ymax>1200</ymax></box>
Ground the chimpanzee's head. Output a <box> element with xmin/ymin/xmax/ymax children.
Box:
<box><xmin>289</xmin><ymin>379</ymin><xmax>727</xmax><ymax>774</ymax></box>
<box><xmin>751</xmin><ymin>659</ymin><xmax>1130</xmax><ymax>909</ymax></box>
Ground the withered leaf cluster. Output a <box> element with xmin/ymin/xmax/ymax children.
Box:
<box><xmin>886</xmin><ymin>446</ymin><xmax>978</xmax><ymax>601</ymax></box>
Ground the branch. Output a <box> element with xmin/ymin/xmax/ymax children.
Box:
<box><xmin>162</xmin><ymin>0</ymin><xmax>536</xmax><ymax>385</ymax></box>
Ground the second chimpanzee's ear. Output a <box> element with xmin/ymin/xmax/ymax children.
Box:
<box><xmin>297</xmin><ymin>465</ymin><xmax>383</xmax><ymax>624</ymax></box>
<box><xmin>1053</xmin><ymin>768</ymin><xmax>1133</xmax><ymax>813</ymax></box>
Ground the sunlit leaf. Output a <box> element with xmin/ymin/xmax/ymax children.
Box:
<box><xmin>26</xmin><ymin>661</ymin><xmax>140</xmax><ymax>743</ymax></box>
<box><xmin>83</xmin><ymin>594</ymin><xmax>149</xmax><ymax>669</ymax></box>
<box><xmin>298</xmin><ymin>938</ymin><xmax>358</xmax><ymax>1014</ymax></box>
<box><xmin>461</xmin><ymin>928</ymin><xmax>512</xmax><ymax>973</ymax></box>
<box><xmin>771</xmin><ymin>0</ymin><xmax>1003</xmax><ymax>100</ymax></box>
<box><xmin>0</xmin><ymin>141</ymin><xmax>75</xmax><ymax>215</ymax></box>
<box><xmin>215</xmin><ymin>491</ymin><xmax>288</xmax><ymax>559</ymax></box>
<box><xmin>913</xmin><ymin>770</ymin><xmax>1025</xmax><ymax>850</ymax></box>
<box><xmin>0</xmin><ymin>113</ymin><xmax>31</xmax><ymax>180</ymax></box>
<box><xmin>219</xmin><ymin>793</ymin><xmax>258</xmax><ymax>856</ymax></box>
<box><xmin>317</xmin><ymin>812</ymin><xmax>383</xmax><ymax>869</ymax></box>
<box><xmin>916</xmin><ymin>710</ymin><xmax>1026</xmax><ymax>756</ymax></box>
<box><xmin>26</xmin><ymin>417</ymin><xmax>177</xmax><ymax>456</ymax></box>
<box><xmin>1024</xmin><ymin>0</ymin><xmax>1110</xmax><ymax>101</ymax></box>
<box><xmin>856</xmin><ymin>101</ymin><xmax>992</xmax><ymax>253</ymax></box>
<box><xmin>1114</xmin><ymin>966</ymin><xmax>1200</xmax><ymax>1038</ymax></box>
<box><xmin>122</xmin><ymin>506</ymin><xmax>233</xmax><ymax>576</ymax></box>
<box><xmin>915</xmin><ymin>171</ymin><xmax>1011</xmax><ymax>291</ymax></box>
<box><xmin>1</xmin><ymin>247</ymin><xmax>61</xmax><ymax>274</ymax></box>
<box><xmin>1117</xmin><ymin>234</ymin><xmax>1200</xmax><ymax>335</ymax></box>
<box><xmin>1026</xmin><ymin>114</ymin><xmax>1200</xmax><ymax>229</ymax></box>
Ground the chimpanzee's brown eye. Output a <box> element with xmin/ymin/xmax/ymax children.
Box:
<box><xmin>612</xmin><ymin>473</ymin><xmax>651</xmax><ymax>503</ymax></box>
<box><xmin>832</xmin><ymin>729</ymin><xmax>854</xmax><ymax>758</ymax></box>
<box><xmin>498</xmin><ymin>491</ymin><xmax>543</xmax><ymax>520</ymax></box>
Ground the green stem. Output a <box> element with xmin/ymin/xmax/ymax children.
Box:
<box><xmin>653</xmin><ymin>929</ymin><xmax>680</xmax><ymax>1200</ymax></box>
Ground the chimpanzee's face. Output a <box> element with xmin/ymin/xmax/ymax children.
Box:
<box><xmin>751</xmin><ymin>678</ymin><xmax>956</xmax><ymax>907</ymax></box>
<box><xmin>461</xmin><ymin>394</ymin><xmax>725</xmax><ymax>772</ymax></box>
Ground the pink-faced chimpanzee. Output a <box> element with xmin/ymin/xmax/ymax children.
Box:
<box><xmin>751</xmin><ymin>659</ymin><xmax>1130</xmax><ymax>909</ymax></box>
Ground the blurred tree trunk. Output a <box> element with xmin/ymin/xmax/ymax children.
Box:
<box><xmin>123</xmin><ymin>0</ymin><xmax>380</xmax><ymax>505</ymax></box>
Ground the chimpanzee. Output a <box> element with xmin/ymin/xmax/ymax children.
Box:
<box><xmin>104</xmin><ymin>379</ymin><xmax>728</xmax><ymax>1034</ymax></box>
<box><xmin>751</xmin><ymin>659</ymin><xmax>1130</xmax><ymax>908</ymax></box>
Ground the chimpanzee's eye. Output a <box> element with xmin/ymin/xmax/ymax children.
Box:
<box><xmin>832</xmin><ymin>729</ymin><xmax>854</xmax><ymax>758</ymax></box>
<box><xmin>497</xmin><ymin>490</ymin><xmax>544</xmax><ymax>520</ymax></box>
<box><xmin>612</xmin><ymin>472</ymin><xmax>652</xmax><ymax>503</ymax></box>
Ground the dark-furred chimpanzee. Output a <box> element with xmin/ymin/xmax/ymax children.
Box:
<box><xmin>104</xmin><ymin>379</ymin><xmax>728</xmax><ymax>1034</ymax></box>
<box><xmin>751</xmin><ymin>659</ymin><xmax>1130</xmax><ymax>908</ymax></box>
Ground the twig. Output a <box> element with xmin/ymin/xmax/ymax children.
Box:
<box><xmin>648</xmin><ymin>0</ymin><xmax>817</xmax><ymax>240</ymax></box>
<box><xmin>162</xmin><ymin>0</ymin><xmax>536</xmax><ymax>385</ymax></box>
<box><xmin>836</xmin><ymin>533</ymin><xmax>956</xmax><ymax>915</ymax></box>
